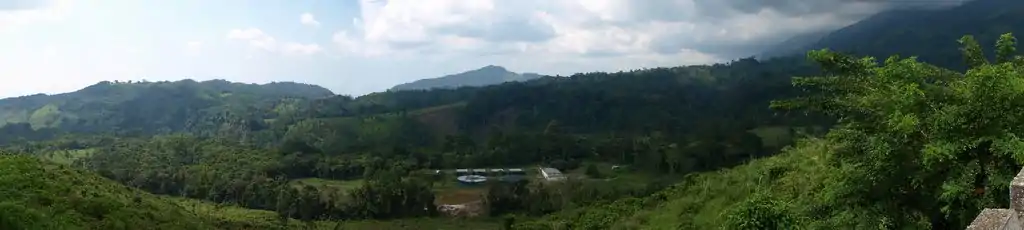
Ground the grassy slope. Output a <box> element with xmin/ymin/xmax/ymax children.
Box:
<box><xmin>38</xmin><ymin>148</ymin><xmax>96</xmax><ymax>165</ymax></box>
<box><xmin>170</xmin><ymin>196</ymin><xmax>502</xmax><ymax>230</ymax></box>
<box><xmin>0</xmin><ymin>155</ymin><xmax>216</xmax><ymax>230</ymax></box>
<box><xmin>624</xmin><ymin>138</ymin><xmax>836</xmax><ymax>229</ymax></box>
<box><xmin>0</xmin><ymin>154</ymin><xmax>500</xmax><ymax>230</ymax></box>
<box><xmin>517</xmin><ymin>138</ymin><xmax>842</xmax><ymax>229</ymax></box>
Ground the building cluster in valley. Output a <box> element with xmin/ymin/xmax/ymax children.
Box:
<box><xmin>452</xmin><ymin>168</ymin><xmax>526</xmax><ymax>185</ymax></box>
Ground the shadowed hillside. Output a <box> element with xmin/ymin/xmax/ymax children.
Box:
<box><xmin>390</xmin><ymin>65</ymin><xmax>543</xmax><ymax>91</ymax></box>
<box><xmin>761</xmin><ymin>0</ymin><xmax>1024</xmax><ymax>70</ymax></box>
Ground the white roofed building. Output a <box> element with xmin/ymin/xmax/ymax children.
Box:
<box><xmin>539</xmin><ymin>167</ymin><xmax>566</xmax><ymax>181</ymax></box>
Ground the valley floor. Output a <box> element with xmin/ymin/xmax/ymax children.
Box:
<box><xmin>170</xmin><ymin>196</ymin><xmax>502</xmax><ymax>230</ymax></box>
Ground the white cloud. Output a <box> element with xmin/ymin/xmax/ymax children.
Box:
<box><xmin>40</xmin><ymin>44</ymin><xmax>57</xmax><ymax>59</ymax></box>
<box><xmin>331</xmin><ymin>0</ymin><xmax>689</xmax><ymax>61</ymax></box>
<box><xmin>0</xmin><ymin>0</ymin><xmax>72</xmax><ymax>33</ymax></box>
<box><xmin>282</xmin><ymin>42</ymin><xmax>321</xmax><ymax>56</ymax></box>
<box><xmin>300</xmin><ymin>12</ymin><xmax>320</xmax><ymax>27</ymax></box>
<box><xmin>331</xmin><ymin>31</ymin><xmax>364</xmax><ymax>54</ymax></box>
<box><xmin>185</xmin><ymin>41</ymin><xmax>203</xmax><ymax>56</ymax></box>
<box><xmin>227</xmin><ymin>28</ymin><xmax>276</xmax><ymax>51</ymax></box>
<box><xmin>125</xmin><ymin>47</ymin><xmax>141</xmax><ymax>54</ymax></box>
<box><xmin>331</xmin><ymin>30</ymin><xmax>397</xmax><ymax>58</ymax></box>
<box><xmin>226</xmin><ymin>28</ymin><xmax>321</xmax><ymax>56</ymax></box>
<box><xmin>329</xmin><ymin>0</ymin><xmax>925</xmax><ymax>64</ymax></box>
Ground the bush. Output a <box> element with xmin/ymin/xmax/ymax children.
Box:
<box><xmin>724</xmin><ymin>194</ymin><xmax>802</xmax><ymax>230</ymax></box>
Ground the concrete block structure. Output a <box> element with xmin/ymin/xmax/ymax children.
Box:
<box><xmin>968</xmin><ymin>168</ymin><xmax>1024</xmax><ymax>229</ymax></box>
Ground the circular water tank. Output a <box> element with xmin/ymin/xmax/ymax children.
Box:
<box><xmin>456</xmin><ymin>175</ymin><xmax>488</xmax><ymax>184</ymax></box>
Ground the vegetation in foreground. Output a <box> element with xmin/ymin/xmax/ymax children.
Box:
<box><xmin>516</xmin><ymin>33</ymin><xmax>1024</xmax><ymax>229</ymax></box>
<box><xmin>0</xmin><ymin>154</ymin><xmax>214</xmax><ymax>230</ymax></box>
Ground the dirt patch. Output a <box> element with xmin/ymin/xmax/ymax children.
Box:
<box><xmin>435</xmin><ymin>188</ymin><xmax>486</xmax><ymax>205</ymax></box>
<box><xmin>437</xmin><ymin>201</ymin><xmax>485</xmax><ymax>217</ymax></box>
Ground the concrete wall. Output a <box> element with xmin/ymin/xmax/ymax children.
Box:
<box><xmin>967</xmin><ymin>168</ymin><xmax>1024</xmax><ymax>230</ymax></box>
<box><xmin>968</xmin><ymin>209</ymin><xmax>1022</xmax><ymax>230</ymax></box>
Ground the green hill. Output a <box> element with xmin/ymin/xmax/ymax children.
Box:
<box><xmin>0</xmin><ymin>79</ymin><xmax>333</xmax><ymax>143</ymax></box>
<box><xmin>0</xmin><ymin>154</ymin><xmax>215</xmax><ymax>230</ymax></box>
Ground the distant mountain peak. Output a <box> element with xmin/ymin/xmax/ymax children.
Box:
<box><xmin>479</xmin><ymin>65</ymin><xmax>507</xmax><ymax>71</ymax></box>
<box><xmin>390</xmin><ymin>65</ymin><xmax>544</xmax><ymax>91</ymax></box>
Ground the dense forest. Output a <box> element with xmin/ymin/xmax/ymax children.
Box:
<box><xmin>510</xmin><ymin>33</ymin><xmax>1024</xmax><ymax>229</ymax></box>
<box><xmin>2</xmin><ymin>1</ymin><xmax>1024</xmax><ymax>229</ymax></box>
<box><xmin>0</xmin><ymin>52</ymin><xmax>821</xmax><ymax>228</ymax></box>
<box><xmin>0</xmin><ymin>52</ymin><xmax>826</xmax><ymax>229</ymax></box>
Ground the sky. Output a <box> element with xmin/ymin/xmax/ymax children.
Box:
<box><xmin>0</xmin><ymin>0</ymin><xmax>968</xmax><ymax>98</ymax></box>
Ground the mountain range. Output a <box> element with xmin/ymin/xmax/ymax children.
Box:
<box><xmin>1</xmin><ymin>1</ymin><xmax>1024</xmax><ymax>228</ymax></box>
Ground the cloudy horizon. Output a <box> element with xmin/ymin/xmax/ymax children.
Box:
<box><xmin>0</xmin><ymin>0</ymin><xmax>971</xmax><ymax>97</ymax></box>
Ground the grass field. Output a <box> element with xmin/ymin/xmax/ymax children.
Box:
<box><xmin>749</xmin><ymin>126</ymin><xmax>794</xmax><ymax>148</ymax></box>
<box><xmin>290</xmin><ymin>178</ymin><xmax>363</xmax><ymax>190</ymax></box>
<box><xmin>39</xmin><ymin>148</ymin><xmax>96</xmax><ymax>165</ymax></box>
<box><xmin>335</xmin><ymin>218</ymin><xmax>501</xmax><ymax>230</ymax></box>
<box><xmin>288</xmin><ymin>178</ymin><xmax>364</xmax><ymax>202</ymax></box>
<box><xmin>168</xmin><ymin>196</ymin><xmax>288</xmax><ymax>229</ymax></box>
<box><xmin>431</xmin><ymin>173</ymin><xmax>488</xmax><ymax>205</ymax></box>
<box><xmin>168</xmin><ymin>196</ymin><xmax>502</xmax><ymax>230</ymax></box>
<box><xmin>28</xmin><ymin>103</ymin><xmax>63</xmax><ymax>129</ymax></box>
<box><xmin>288</xmin><ymin>176</ymin><xmax>490</xmax><ymax>206</ymax></box>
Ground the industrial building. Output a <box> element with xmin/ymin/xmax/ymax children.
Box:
<box><xmin>538</xmin><ymin>167</ymin><xmax>566</xmax><ymax>181</ymax></box>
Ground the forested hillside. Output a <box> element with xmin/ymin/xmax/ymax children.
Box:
<box><xmin>762</xmin><ymin>0</ymin><xmax>1023</xmax><ymax>70</ymax></box>
<box><xmin>0</xmin><ymin>52</ymin><xmax>826</xmax><ymax>229</ymax></box>
<box><xmin>515</xmin><ymin>34</ymin><xmax>1024</xmax><ymax>230</ymax></box>
<box><xmin>0</xmin><ymin>79</ymin><xmax>333</xmax><ymax>143</ymax></box>
<box><xmin>7</xmin><ymin>38</ymin><xmax>1021</xmax><ymax>229</ymax></box>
